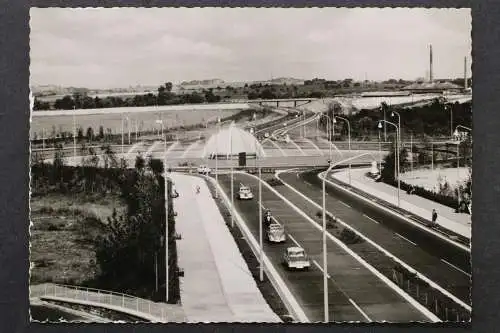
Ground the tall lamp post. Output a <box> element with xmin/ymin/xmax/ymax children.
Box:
<box><xmin>391</xmin><ymin>110</ymin><xmax>401</xmax><ymax>181</ymax></box>
<box><xmin>163</xmin><ymin>138</ymin><xmax>169</xmax><ymax>303</ymax></box>
<box><xmin>446</xmin><ymin>104</ymin><xmax>453</xmax><ymax>139</ymax></box>
<box><xmin>321</xmin><ymin>114</ymin><xmax>333</xmax><ymax>162</ymax></box>
<box><xmin>250</xmin><ymin>127</ymin><xmax>264</xmax><ymax>282</ymax></box>
<box><xmin>121</xmin><ymin>115</ymin><xmax>125</xmax><ymax>155</ymax></box>
<box><xmin>322</xmin><ymin>152</ymin><xmax>373</xmax><ymax>322</ymax></box>
<box><xmin>230</xmin><ymin>123</ymin><xmax>234</xmax><ymax>228</ymax></box>
<box><xmin>334</xmin><ymin>116</ymin><xmax>351</xmax><ymax>185</ymax></box>
<box><xmin>215</xmin><ymin>116</ymin><xmax>221</xmax><ymax>198</ymax></box>
<box><xmin>453</xmin><ymin>125</ymin><xmax>472</xmax><ymax>209</ymax></box>
<box><xmin>72</xmin><ymin>106</ymin><xmax>76</xmax><ymax>159</ymax></box>
<box><xmin>378</xmin><ymin>120</ymin><xmax>400</xmax><ymax>207</ymax></box>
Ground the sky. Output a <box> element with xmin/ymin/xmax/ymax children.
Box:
<box><xmin>30</xmin><ymin>7</ymin><xmax>471</xmax><ymax>89</ymax></box>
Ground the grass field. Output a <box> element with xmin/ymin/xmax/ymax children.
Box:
<box><xmin>30</xmin><ymin>193</ymin><xmax>125</xmax><ymax>285</ymax></box>
<box><xmin>30</xmin><ymin>106</ymin><xmax>246</xmax><ymax>139</ymax></box>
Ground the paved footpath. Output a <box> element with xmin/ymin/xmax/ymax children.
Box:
<box><xmin>170</xmin><ymin>172</ymin><xmax>280</xmax><ymax>323</ymax></box>
<box><xmin>331</xmin><ymin>168</ymin><xmax>471</xmax><ymax>239</ymax></box>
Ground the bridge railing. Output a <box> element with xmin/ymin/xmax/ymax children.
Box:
<box><xmin>30</xmin><ymin>283</ymin><xmax>171</xmax><ymax>322</ymax></box>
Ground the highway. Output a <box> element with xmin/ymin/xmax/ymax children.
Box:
<box><xmin>276</xmin><ymin>169</ymin><xmax>471</xmax><ymax>306</ymax></box>
<box><xmin>217</xmin><ymin>173</ymin><xmax>431</xmax><ymax>322</ymax></box>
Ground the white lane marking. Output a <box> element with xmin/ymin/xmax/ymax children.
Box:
<box><xmin>287</xmin><ymin>234</ymin><xmax>301</xmax><ymax>247</ymax></box>
<box><xmin>339</xmin><ymin>201</ymin><xmax>351</xmax><ymax>208</ymax></box>
<box><xmin>441</xmin><ymin>259</ymin><xmax>471</xmax><ymax>277</ymax></box>
<box><xmin>312</xmin><ymin>260</ymin><xmax>371</xmax><ymax>322</ymax></box>
<box><xmin>363</xmin><ymin>214</ymin><xmax>379</xmax><ymax>224</ymax></box>
<box><xmin>312</xmin><ymin>259</ymin><xmax>331</xmax><ymax>279</ymax></box>
<box><xmin>395</xmin><ymin>233</ymin><xmax>417</xmax><ymax>246</ymax></box>
<box><xmin>349</xmin><ymin>299</ymin><xmax>372</xmax><ymax>322</ymax></box>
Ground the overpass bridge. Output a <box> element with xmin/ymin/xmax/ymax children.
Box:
<box><xmin>248</xmin><ymin>98</ymin><xmax>319</xmax><ymax>108</ymax></box>
<box><xmin>30</xmin><ymin>283</ymin><xmax>185</xmax><ymax>323</ymax></box>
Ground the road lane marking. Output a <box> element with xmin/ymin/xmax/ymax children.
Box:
<box><xmin>339</xmin><ymin>201</ymin><xmax>351</xmax><ymax>208</ymax></box>
<box><xmin>395</xmin><ymin>233</ymin><xmax>417</xmax><ymax>246</ymax></box>
<box><xmin>312</xmin><ymin>260</ymin><xmax>331</xmax><ymax>279</ymax></box>
<box><xmin>441</xmin><ymin>259</ymin><xmax>471</xmax><ymax>277</ymax></box>
<box><xmin>348</xmin><ymin>299</ymin><xmax>372</xmax><ymax>322</ymax></box>
<box><xmin>311</xmin><ymin>261</ymin><xmax>371</xmax><ymax>322</ymax></box>
<box><xmin>287</xmin><ymin>234</ymin><xmax>301</xmax><ymax>248</ymax></box>
<box><xmin>363</xmin><ymin>214</ymin><xmax>379</xmax><ymax>224</ymax></box>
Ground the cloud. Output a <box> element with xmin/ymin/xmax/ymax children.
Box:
<box><xmin>29</xmin><ymin>7</ymin><xmax>471</xmax><ymax>88</ymax></box>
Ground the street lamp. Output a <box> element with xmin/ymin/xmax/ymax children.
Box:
<box><xmin>334</xmin><ymin>116</ymin><xmax>351</xmax><ymax>185</ymax></box>
<box><xmin>250</xmin><ymin>127</ymin><xmax>264</xmax><ymax>282</ymax></box>
<box><xmin>230</xmin><ymin>123</ymin><xmax>234</xmax><ymax>228</ymax></box>
<box><xmin>378</xmin><ymin>120</ymin><xmax>400</xmax><ymax>207</ymax></box>
<box><xmin>380</xmin><ymin>104</ymin><xmax>387</xmax><ymax>141</ymax></box>
<box><xmin>121</xmin><ymin>116</ymin><xmax>125</xmax><ymax>155</ymax></box>
<box><xmin>163</xmin><ymin>138</ymin><xmax>169</xmax><ymax>303</ymax></box>
<box><xmin>215</xmin><ymin>116</ymin><xmax>221</xmax><ymax>199</ymax></box>
<box><xmin>321</xmin><ymin>114</ymin><xmax>333</xmax><ymax>163</ymax></box>
<box><xmin>446</xmin><ymin>104</ymin><xmax>453</xmax><ymax>139</ymax></box>
<box><xmin>73</xmin><ymin>106</ymin><xmax>76</xmax><ymax>159</ymax></box>
<box><xmin>453</xmin><ymin>125</ymin><xmax>472</xmax><ymax>209</ymax></box>
<box><xmin>321</xmin><ymin>152</ymin><xmax>373</xmax><ymax>322</ymax></box>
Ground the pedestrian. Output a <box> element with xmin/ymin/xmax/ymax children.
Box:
<box><xmin>431</xmin><ymin>209</ymin><xmax>438</xmax><ymax>225</ymax></box>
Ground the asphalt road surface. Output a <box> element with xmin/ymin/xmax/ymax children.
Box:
<box><xmin>277</xmin><ymin>169</ymin><xmax>471</xmax><ymax>306</ymax></box>
<box><xmin>218</xmin><ymin>173</ymin><xmax>430</xmax><ymax>322</ymax></box>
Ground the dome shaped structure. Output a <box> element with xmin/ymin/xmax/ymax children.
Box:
<box><xmin>202</xmin><ymin>122</ymin><xmax>266</xmax><ymax>159</ymax></box>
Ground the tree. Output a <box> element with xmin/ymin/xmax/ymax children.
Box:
<box><xmin>77</xmin><ymin>127</ymin><xmax>84</xmax><ymax>142</ymax></box>
<box><xmin>135</xmin><ymin>153</ymin><xmax>146</xmax><ymax>172</ymax></box>
<box><xmin>98</xmin><ymin>126</ymin><xmax>105</xmax><ymax>141</ymax></box>
<box><xmin>86</xmin><ymin>127</ymin><xmax>94</xmax><ymax>143</ymax></box>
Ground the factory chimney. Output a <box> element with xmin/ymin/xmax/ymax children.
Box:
<box><xmin>429</xmin><ymin>44</ymin><xmax>433</xmax><ymax>82</ymax></box>
<box><xmin>464</xmin><ymin>56</ymin><xmax>468</xmax><ymax>89</ymax></box>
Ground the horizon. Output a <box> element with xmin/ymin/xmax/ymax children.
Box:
<box><xmin>30</xmin><ymin>8</ymin><xmax>471</xmax><ymax>89</ymax></box>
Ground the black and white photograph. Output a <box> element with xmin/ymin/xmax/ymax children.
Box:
<box><xmin>29</xmin><ymin>7</ymin><xmax>472</xmax><ymax>323</ymax></box>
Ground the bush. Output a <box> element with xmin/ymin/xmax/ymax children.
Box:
<box><xmin>339</xmin><ymin>228</ymin><xmax>363</xmax><ymax>245</ymax></box>
<box><xmin>267</xmin><ymin>178</ymin><xmax>283</xmax><ymax>186</ymax></box>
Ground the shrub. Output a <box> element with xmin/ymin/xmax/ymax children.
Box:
<box><xmin>339</xmin><ymin>228</ymin><xmax>363</xmax><ymax>245</ymax></box>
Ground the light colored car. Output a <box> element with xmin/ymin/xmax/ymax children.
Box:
<box><xmin>264</xmin><ymin>132</ymin><xmax>270</xmax><ymax>138</ymax></box>
<box><xmin>267</xmin><ymin>223</ymin><xmax>286</xmax><ymax>243</ymax></box>
<box><xmin>238</xmin><ymin>184</ymin><xmax>254</xmax><ymax>200</ymax></box>
<box><xmin>283</xmin><ymin>246</ymin><xmax>310</xmax><ymax>270</ymax></box>
<box><xmin>197</xmin><ymin>165</ymin><xmax>211</xmax><ymax>175</ymax></box>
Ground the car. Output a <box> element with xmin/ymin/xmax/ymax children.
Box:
<box><xmin>267</xmin><ymin>223</ymin><xmax>286</xmax><ymax>243</ymax></box>
<box><xmin>197</xmin><ymin>165</ymin><xmax>211</xmax><ymax>175</ymax></box>
<box><xmin>283</xmin><ymin>246</ymin><xmax>310</xmax><ymax>270</ymax></box>
<box><xmin>238</xmin><ymin>184</ymin><xmax>254</xmax><ymax>200</ymax></box>
<box><xmin>264</xmin><ymin>132</ymin><xmax>270</xmax><ymax>138</ymax></box>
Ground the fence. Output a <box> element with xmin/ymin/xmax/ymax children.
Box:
<box><xmin>30</xmin><ymin>283</ymin><xmax>179</xmax><ymax>322</ymax></box>
<box><xmin>390</xmin><ymin>268</ymin><xmax>471</xmax><ymax>322</ymax></box>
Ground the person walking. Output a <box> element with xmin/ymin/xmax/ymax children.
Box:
<box><xmin>431</xmin><ymin>209</ymin><xmax>438</xmax><ymax>225</ymax></box>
